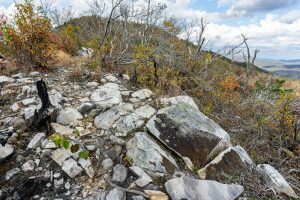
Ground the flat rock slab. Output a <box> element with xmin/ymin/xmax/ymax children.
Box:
<box><xmin>165</xmin><ymin>176</ymin><xmax>244</xmax><ymax>200</ymax></box>
<box><xmin>90</xmin><ymin>84</ymin><xmax>122</xmax><ymax>107</ymax></box>
<box><xmin>198</xmin><ymin>145</ymin><xmax>254</xmax><ymax>179</ymax></box>
<box><xmin>159</xmin><ymin>96</ymin><xmax>198</xmax><ymax>109</ymax></box>
<box><xmin>27</xmin><ymin>132</ymin><xmax>46</xmax><ymax>149</ymax></box>
<box><xmin>257</xmin><ymin>164</ymin><xmax>298</xmax><ymax>199</ymax></box>
<box><xmin>146</xmin><ymin>102</ymin><xmax>231</xmax><ymax>170</ymax></box>
<box><xmin>94</xmin><ymin>109</ymin><xmax>120</xmax><ymax>130</ymax></box>
<box><xmin>126</xmin><ymin>132</ymin><xmax>178</xmax><ymax>175</ymax></box>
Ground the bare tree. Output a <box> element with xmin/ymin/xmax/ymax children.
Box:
<box><xmin>49</xmin><ymin>6</ymin><xmax>74</xmax><ymax>27</ymax></box>
<box><xmin>241</xmin><ymin>34</ymin><xmax>260</xmax><ymax>75</ymax></box>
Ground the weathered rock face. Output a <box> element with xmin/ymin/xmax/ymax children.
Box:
<box><xmin>115</xmin><ymin>113</ymin><xmax>144</xmax><ymax>137</ymax></box>
<box><xmin>146</xmin><ymin>103</ymin><xmax>231</xmax><ymax>169</ymax></box>
<box><xmin>165</xmin><ymin>176</ymin><xmax>244</xmax><ymax>200</ymax></box>
<box><xmin>126</xmin><ymin>132</ymin><xmax>178</xmax><ymax>175</ymax></box>
<box><xmin>159</xmin><ymin>96</ymin><xmax>198</xmax><ymax>110</ymax></box>
<box><xmin>257</xmin><ymin>164</ymin><xmax>298</xmax><ymax>199</ymax></box>
<box><xmin>198</xmin><ymin>145</ymin><xmax>255</xmax><ymax>179</ymax></box>
<box><xmin>94</xmin><ymin>109</ymin><xmax>120</xmax><ymax>130</ymax></box>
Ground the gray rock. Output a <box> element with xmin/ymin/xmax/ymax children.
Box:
<box><xmin>126</xmin><ymin>132</ymin><xmax>178</xmax><ymax>175</ymax></box>
<box><xmin>10</xmin><ymin>102</ymin><xmax>22</xmax><ymax>112</ymax></box>
<box><xmin>51</xmin><ymin>148</ymin><xmax>73</xmax><ymax>166</ymax></box>
<box><xmin>6</xmin><ymin>168</ymin><xmax>21</xmax><ymax>180</ymax></box>
<box><xmin>49</xmin><ymin>93</ymin><xmax>63</xmax><ymax>109</ymax></box>
<box><xmin>78</xmin><ymin>158</ymin><xmax>95</xmax><ymax>178</ymax></box>
<box><xmin>159</xmin><ymin>96</ymin><xmax>198</xmax><ymax>109</ymax></box>
<box><xmin>134</xmin><ymin>105</ymin><xmax>156</xmax><ymax>119</ymax></box>
<box><xmin>54</xmin><ymin>178</ymin><xmax>64</xmax><ymax>188</ymax></box>
<box><xmin>90</xmin><ymin>84</ymin><xmax>122</xmax><ymax>107</ymax></box>
<box><xmin>23</xmin><ymin>106</ymin><xmax>37</xmax><ymax>122</ymax></box>
<box><xmin>22</xmin><ymin>97</ymin><xmax>37</xmax><ymax>106</ymax></box>
<box><xmin>57</xmin><ymin>108</ymin><xmax>83</xmax><ymax>126</ymax></box>
<box><xmin>198</xmin><ymin>145</ymin><xmax>255</xmax><ymax>179</ymax></box>
<box><xmin>0</xmin><ymin>144</ymin><xmax>14</xmax><ymax>163</ymax></box>
<box><xmin>104</xmin><ymin>75</ymin><xmax>118</xmax><ymax>83</ymax></box>
<box><xmin>51</xmin><ymin>123</ymin><xmax>74</xmax><ymax>137</ymax></box>
<box><xmin>132</xmin><ymin>196</ymin><xmax>146</xmax><ymax>200</ymax></box>
<box><xmin>79</xmin><ymin>102</ymin><xmax>97</xmax><ymax>114</ymax></box>
<box><xmin>29</xmin><ymin>71</ymin><xmax>40</xmax><ymax>76</ymax></box>
<box><xmin>115</xmin><ymin>103</ymin><xmax>134</xmax><ymax>116</ymax></box>
<box><xmin>146</xmin><ymin>103</ymin><xmax>231</xmax><ymax>170</ymax></box>
<box><xmin>87</xmin><ymin>81</ymin><xmax>99</xmax><ymax>87</ymax></box>
<box><xmin>112</xmin><ymin>164</ymin><xmax>127</xmax><ymax>183</ymax></box>
<box><xmin>27</xmin><ymin>132</ymin><xmax>46</xmax><ymax>149</ymax></box>
<box><xmin>115</xmin><ymin>113</ymin><xmax>144</xmax><ymax>137</ymax></box>
<box><xmin>62</xmin><ymin>158</ymin><xmax>83</xmax><ymax>178</ymax></box>
<box><xmin>130</xmin><ymin>166</ymin><xmax>153</xmax><ymax>187</ymax></box>
<box><xmin>165</xmin><ymin>176</ymin><xmax>244</xmax><ymax>200</ymax></box>
<box><xmin>131</xmin><ymin>89</ymin><xmax>152</xmax><ymax>100</ymax></box>
<box><xmin>22</xmin><ymin>160</ymin><xmax>35</xmax><ymax>172</ymax></box>
<box><xmin>0</xmin><ymin>76</ymin><xmax>14</xmax><ymax>83</ymax></box>
<box><xmin>102</xmin><ymin>158</ymin><xmax>114</xmax><ymax>169</ymax></box>
<box><xmin>105</xmin><ymin>188</ymin><xmax>126</xmax><ymax>200</ymax></box>
<box><xmin>94</xmin><ymin>109</ymin><xmax>120</xmax><ymax>130</ymax></box>
<box><xmin>257</xmin><ymin>164</ymin><xmax>298</xmax><ymax>199</ymax></box>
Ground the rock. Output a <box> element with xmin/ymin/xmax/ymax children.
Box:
<box><xmin>134</xmin><ymin>105</ymin><xmax>157</xmax><ymax>119</ymax></box>
<box><xmin>104</xmin><ymin>82</ymin><xmax>120</xmax><ymax>90</ymax></box>
<box><xmin>23</xmin><ymin>106</ymin><xmax>37</xmax><ymax>122</ymax></box>
<box><xmin>165</xmin><ymin>176</ymin><xmax>244</xmax><ymax>200</ymax></box>
<box><xmin>144</xmin><ymin>190</ymin><xmax>168</xmax><ymax>200</ymax></box>
<box><xmin>112</xmin><ymin>164</ymin><xmax>127</xmax><ymax>183</ymax></box>
<box><xmin>0</xmin><ymin>144</ymin><xmax>14</xmax><ymax>163</ymax></box>
<box><xmin>22</xmin><ymin>160</ymin><xmax>35</xmax><ymax>172</ymax></box>
<box><xmin>126</xmin><ymin>132</ymin><xmax>178</xmax><ymax>175</ymax></box>
<box><xmin>105</xmin><ymin>188</ymin><xmax>126</xmax><ymax>200</ymax></box>
<box><xmin>131</xmin><ymin>89</ymin><xmax>152</xmax><ymax>100</ymax></box>
<box><xmin>78</xmin><ymin>47</ymin><xmax>93</xmax><ymax>57</ymax></box>
<box><xmin>54</xmin><ymin>178</ymin><xmax>64</xmax><ymax>188</ymax></box>
<box><xmin>87</xmin><ymin>81</ymin><xmax>99</xmax><ymax>87</ymax></box>
<box><xmin>115</xmin><ymin>113</ymin><xmax>144</xmax><ymax>137</ymax></box>
<box><xmin>27</xmin><ymin>132</ymin><xmax>46</xmax><ymax>149</ymax></box>
<box><xmin>51</xmin><ymin>123</ymin><xmax>74</xmax><ymax>136</ymax></box>
<box><xmin>105</xmin><ymin>75</ymin><xmax>118</xmax><ymax>83</ymax></box>
<box><xmin>257</xmin><ymin>164</ymin><xmax>298</xmax><ymax>198</ymax></box>
<box><xmin>51</xmin><ymin>148</ymin><xmax>73</xmax><ymax>166</ymax></box>
<box><xmin>130</xmin><ymin>166</ymin><xmax>153</xmax><ymax>187</ymax></box>
<box><xmin>49</xmin><ymin>93</ymin><xmax>63</xmax><ymax>109</ymax></box>
<box><xmin>159</xmin><ymin>96</ymin><xmax>198</xmax><ymax>109</ymax></box>
<box><xmin>78</xmin><ymin>158</ymin><xmax>95</xmax><ymax>178</ymax></box>
<box><xmin>90</xmin><ymin>84</ymin><xmax>122</xmax><ymax>107</ymax></box>
<box><xmin>65</xmin><ymin>182</ymin><xmax>71</xmax><ymax>189</ymax></box>
<box><xmin>132</xmin><ymin>196</ymin><xmax>146</xmax><ymax>200</ymax></box>
<box><xmin>146</xmin><ymin>103</ymin><xmax>231</xmax><ymax>170</ymax></box>
<box><xmin>62</xmin><ymin>158</ymin><xmax>83</xmax><ymax>178</ymax></box>
<box><xmin>10</xmin><ymin>102</ymin><xmax>22</xmax><ymax>112</ymax></box>
<box><xmin>102</xmin><ymin>158</ymin><xmax>114</xmax><ymax>169</ymax></box>
<box><xmin>94</xmin><ymin>109</ymin><xmax>120</xmax><ymax>130</ymax></box>
<box><xmin>29</xmin><ymin>71</ymin><xmax>40</xmax><ymax>76</ymax></box>
<box><xmin>115</xmin><ymin>103</ymin><xmax>134</xmax><ymax>115</ymax></box>
<box><xmin>56</xmin><ymin>108</ymin><xmax>83</xmax><ymax>126</ymax></box>
<box><xmin>198</xmin><ymin>145</ymin><xmax>255</xmax><ymax>179</ymax></box>
<box><xmin>22</xmin><ymin>97</ymin><xmax>37</xmax><ymax>106</ymax></box>
<box><xmin>6</xmin><ymin>168</ymin><xmax>21</xmax><ymax>180</ymax></box>
<box><xmin>79</xmin><ymin>102</ymin><xmax>97</xmax><ymax>114</ymax></box>
<box><xmin>0</xmin><ymin>76</ymin><xmax>14</xmax><ymax>83</ymax></box>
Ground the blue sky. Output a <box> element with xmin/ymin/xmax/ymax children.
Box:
<box><xmin>1</xmin><ymin>0</ymin><xmax>300</xmax><ymax>60</ymax></box>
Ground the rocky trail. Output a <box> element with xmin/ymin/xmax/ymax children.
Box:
<box><xmin>0</xmin><ymin>70</ymin><xmax>298</xmax><ymax>200</ymax></box>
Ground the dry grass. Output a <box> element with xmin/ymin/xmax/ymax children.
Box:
<box><xmin>284</xmin><ymin>79</ymin><xmax>300</xmax><ymax>97</ymax></box>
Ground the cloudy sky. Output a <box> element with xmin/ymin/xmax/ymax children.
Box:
<box><xmin>1</xmin><ymin>0</ymin><xmax>300</xmax><ymax>60</ymax></box>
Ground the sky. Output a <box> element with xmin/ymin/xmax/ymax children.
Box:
<box><xmin>1</xmin><ymin>0</ymin><xmax>300</xmax><ymax>60</ymax></box>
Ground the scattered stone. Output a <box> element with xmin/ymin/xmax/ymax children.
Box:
<box><xmin>11</xmin><ymin>102</ymin><xmax>22</xmax><ymax>112</ymax></box>
<box><xmin>105</xmin><ymin>188</ymin><xmax>126</xmax><ymax>200</ymax></box>
<box><xmin>132</xmin><ymin>196</ymin><xmax>146</xmax><ymax>200</ymax></box>
<box><xmin>29</xmin><ymin>71</ymin><xmax>40</xmax><ymax>76</ymax></box>
<box><xmin>23</xmin><ymin>106</ymin><xmax>37</xmax><ymax>122</ymax></box>
<box><xmin>27</xmin><ymin>132</ymin><xmax>46</xmax><ymax>149</ymax></box>
<box><xmin>22</xmin><ymin>160</ymin><xmax>35</xmax><ymax>172</ymax></box>
<box><xmin>102</xmin><ymin>158</ymin><xmax>114</xmax><ymax>169</ymax></box>
<box><xmin>115</xmin><ymin>103</ymin><xmax>134</xmax><ymax>115</ymax></box>
<box><xmin>198</xmin><ymin>145</ymin><xmax>255</xmax><ymax>179</ymax></box>
<box><xmin>54</xmin><ymin>178</ymin><xmax>64</xmax><ymax>188</ymax></box>
<box><xmin>51</xmin><ymin>123</ymin><xmax>74</xmax><ymax>136</ymax></box>
<box><xmin>112</xmin><ymin>164</ymin><xmax>127</xmax><ymax>183</ymax></box>
<box><xmin>165</xmin><ymin>176</ymin><xmax>244</xmax><ymax>200</ymax></box>
<box><xmin>130</xmin><ymin>166</ymin><xmax>153</xmax><ymax>187</ymax></box>
<box><xmin>0</xmin><ymin>76</ymin><xmax>14</xmax><ymax>83</ymax></box>
<box><xmin>0</xmin><ymin>144</ymin><xmax>14</xmax><ymax>163</ymax></box>
<box><xmin>22</xmin><ymin>98</ymin><xmax>37</xmax><ymax>106</ymax></box>
<box><xmin>79</xmin><ymin>102</ymin><xmax>97</xmax><ymax>114</ymax></box>
<box><xmin>78</xmin><ymin>158</ymin><xmax>95</xmax><ymax>178</ymax></box>
<box><xmin>131</xmin><ymin>89</ymin><xmax>152</xmax><ymax>100</ymax></box>
<box><xmin>51</xmin><ymin>148</ymin><xmax>73</xmax><ymax>166</ymax></box>
<box><xmin>144</xmin><ymin>190</ymin><xmax>168</xmax><ymax>200</ymax></box>
<box><xmin>62</xmin><ymin>158</ymin><xmax>83</xmax><ymax>178</ymax></box>
<box><xmin>159</xmin><ymin>96</ymin><xmax>198</xmax><ymax>109</ymax></box>
<box><xmin>134</xmin><ymin>105</ymin><xmax>157</xmax><ymax>119</ymax></box>
<box><xmin>105</xmin><ymin>75</ymin><xmax>118</xmax><ymax>83</ymax></box>
<box><xmin>6</xmin><ymin>168</ymin><xmax>21</xmax><ymax>180</ymax></box>
<box><xmin>115</xmin><ymin>113</ymin><xmax>144</xmax><ymax>137</ymax></box>
<box><xmin>90</xmin><ymin>84</ymin><xmax>122</xmax><ymax>107</ymax></box>
<box><xmin>257</xmin><ymin>164</ymin><xmax>298</xmax><ymax>199</ymax></box>
<box><xmin>49</xmin><ymin>93</ymin><xmax>63</xmax><ymax>109</ymax></box>
<box><xmin>94</xmin><ymin>109</ymin><xmax>120</xmax><ymax>130</ymax></box>
<box><xmin>146</xmin><ymin>102</ymin><xmax>231</xmax><ymax>170</ymax></box>
<box><xmin>65</xmin><ymin>182</ymin><xmax>71</xmax><ymax>189</ymax></box>
<box><xmin>56</xmin><ymin>108</ymin><xmax>83</xmax><ymax>126</ymax></box>
<box><xmin>126</xmin><ymin>132</ymin><xmax>178</xmax><ymax>175</ymax></box>
<box><xmin>87</xmin><ymin>81</ymin><xmax>99</xmax><ymax>87</ymax></box>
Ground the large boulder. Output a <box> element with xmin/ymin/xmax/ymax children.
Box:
<box><xmin>126</xmin><ymin>132</ymin><xmax>178</xmax><ymax>175</ymax></box>
<box><xmin>165</xmin><ymin>176</ymin><xmax>244</xmax><ymax>200</ymax></box>
<box><xmin>90</xmin><ymin>84</ymin><xmax>122</xmax><ymax>107</ymax></box>
<box><xmin>146</xmin><ymin>102</ymin><xmax>231</xmax><ymax>170</ymax></box>
<box><xmin>198</xmin><ymin>145</ymin><xmax>255</xmax><ymax>179</ymax></box>
<box><xmin>257</xmin><ymin>164</ymin><xmax>298</xmax><ymax>199</ymax></box>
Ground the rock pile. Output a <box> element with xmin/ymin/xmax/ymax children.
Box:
<box><xmin>0</xmin><ymin>71</ymin><xmax>298</xmax><ymax>199</ymax></box>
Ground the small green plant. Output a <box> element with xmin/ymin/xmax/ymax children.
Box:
<box><xmin>49</xmin><ymin>133</ymin><xmax>89</xmax><ymax>160</ymax></box>
<box><xmin>123</xmin><ymin>155</ymin><xmax>133</xmax><ymax>167</ymax></box>
<box><xmin>73</xmin><ymin>128</ymin><xmax>80</xmax><ymax>138</ymax></box>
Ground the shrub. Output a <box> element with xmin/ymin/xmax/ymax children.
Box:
<box><xmin>1</xmin><ymin>0</ymin><xmax>57</xmax><ymax>67</ymax></box>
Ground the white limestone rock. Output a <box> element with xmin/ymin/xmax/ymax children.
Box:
<box><xmin>27</xmin><ymin>132</ymin><xmax>46</xmax><ymax>149</ymax></box>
